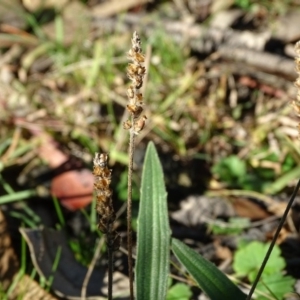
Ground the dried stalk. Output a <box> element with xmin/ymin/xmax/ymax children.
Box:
<box><xmin>123</xmin><ymin>31</ymin><xmax>147</xmax><ymax>300</ymax></box>
<box><xmin>93</xmin><ymin>153</ymin><xmax>120</xmax><ymax>300</ymax></box>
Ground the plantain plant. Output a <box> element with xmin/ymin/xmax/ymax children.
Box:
<box><xmin>93</xmin><ymin>33</ymin><xmax>300</xmax><ymax>300</ymax></box>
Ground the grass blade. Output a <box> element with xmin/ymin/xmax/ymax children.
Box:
<box><xmin>0</xmin><ymin>189</ymin><xmax>36</xmax><ymax>204</ymax></box>
<box><xmin>263</xmin><ymin>165</ymin><xmax>300</xmax><ymax>194</ymax></box>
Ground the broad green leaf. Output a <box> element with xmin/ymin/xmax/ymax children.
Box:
<box><xmin>166</xmin><ymin>283</ymin><xmax>192</xmax><ymax>300</ymax></box>
<box><xmin>256</xmin><ymin>273</ymin><xmax>296</xmax><ymax>300</ymax></box>
<box><xmin>233</xmin><ymin>242</ymin><xmax>285</xmax><ymax>282</ymax></box>
<box><xmin>172</xmin><ymin>238</ymin><xmax>246</xmax><ymax>300</ymax></box>
<box><xmin>135</xmin><ymin>142</ymin><xmax>171</xmax><ymax>300</ymax></box>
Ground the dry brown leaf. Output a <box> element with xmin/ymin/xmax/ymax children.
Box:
<box><xmin>10</xmin><ymin>274</ymin><xmax>58</xmax><ymax>300</ymax></box>
<box><xmin>214</xmin><ymin>240</ymin><xmax>232</xmax><ymax>261</ymax></box>
<box><xmin>231</xmin><ymin>197</ymin><xmax>271</xmax><ymax>220</ymax></box>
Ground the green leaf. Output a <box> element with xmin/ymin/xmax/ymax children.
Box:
<box><xmin>256</xmin><ymin>273</ymin><xmax>296</xmax><ymax>300</ymax></box>
<box><xmin>116</xmin><ymin>171</ymin><xmax>139</xmax><ymax>202</ymax></box>
<box><xmin>172</xmin><ymin>238</ymin><xmax>246</xmax><ymax>300</ymax></box>
<box><xmin>166</xmin><ymin>283</ymin><xmax>192</xmax><ymax>300</ymax></box>
<box><xmin>235</xmin><ymin>0</ymin><xmax>252</xmax><ymax>10</ymax></box>
<box><xmin>135</xmin><ymin>142</ymin><xmax>171</xmax><ymax>300</ymax></box>
<box><xmin>233</xmin><ymin>241</ymin><xmax>285</xmax><ymax>282</ymax></box>
<box><xmin>212</xmin><ymin>156</ymin><xmax>247</xmax><ymax>184</ymax></box>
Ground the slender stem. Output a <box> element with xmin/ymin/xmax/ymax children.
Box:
<box><xmin>105</xmin><ymin>223</ymin><xmax>115</xmax><ymax>300</ymax></box>
<box><xmin>246</xmin><ymin>179</ymin><xmax>300</xmax><ymax>300</ymax></box>
<box><xmin>127</xmin><ymin>125</ymin><xmax>135</xmax><ymax>300</ymax></box>
<box><xmin>107</xmin><ymin>232</ymin><xmax>114</xmax><ymax>300</ymax></box>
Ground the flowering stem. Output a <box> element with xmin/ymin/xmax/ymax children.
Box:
<box><xmin>123</xmin><ymin>31</ymin><xmax>147</xmax><ymax>300</ymax></box>
<box><xmin>127</xmin><ymin>126</ymin><xmax>135</xmax><ymax>300</ymax></box>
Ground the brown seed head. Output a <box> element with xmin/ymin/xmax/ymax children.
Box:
<box><xmin>94</xmin><ymin>153</ymin><xmax>108</xmax><ymax>168</ymax></box>
<box><xmin>123</xmin><ymin>120</ymin><xmax>132</xmax><ymax>130</ymax></box>
<box><xmin>133</xmin><ymin>115</ymin><xmax>147</xmax><ymax>135</ymax></box>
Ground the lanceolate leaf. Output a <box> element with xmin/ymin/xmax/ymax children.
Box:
<box><xmin>135</xmin><ymin>142</ymin><xmax>171</xmax><ymax>300</ymax></box>
<box><xmin>172</xmin><ymin>238</ymin><xmax>246</xmax><ymax>300</ymax></box>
